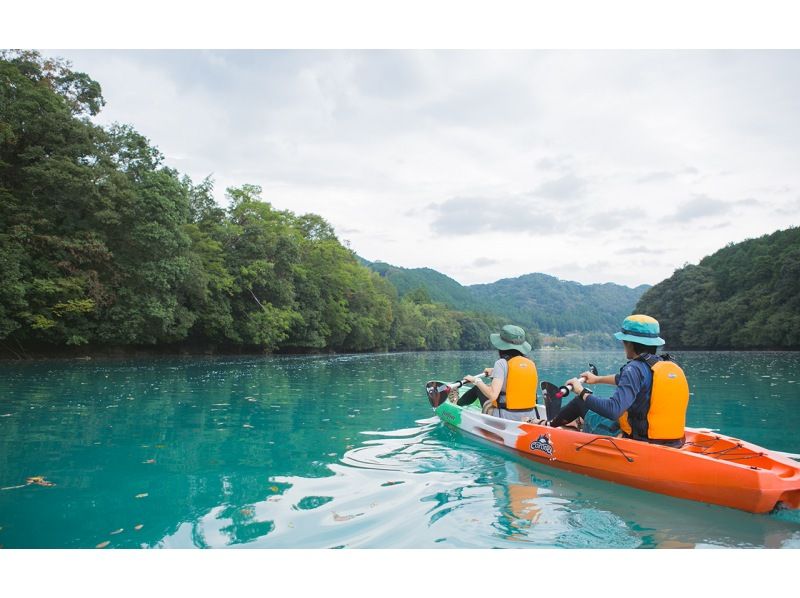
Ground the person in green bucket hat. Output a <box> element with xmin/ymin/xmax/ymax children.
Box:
<box><xmin>458</xmin><ymin>324</ymin><xmax>539</xmax><ymax>421</ymax></box>
<box><xmin>547</xmin><ymin>314</ymin><xmax>690</xmax><ymax>447</ymax></box>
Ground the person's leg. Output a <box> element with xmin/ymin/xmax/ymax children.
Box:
<box><xmin>549</xmin><ymin>397</ymin><xmax>589</xmax><ymax>428</ymax></box>
<box><xmin>457</xmin><ymin>385</ymin><xmax>489</xmax><ymax>406</ymax></box>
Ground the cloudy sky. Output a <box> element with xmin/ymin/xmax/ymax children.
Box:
<box><xmin>53</xmin><ymin>50</ymin><xmax>800</xmax><ymax>288</ymax></box>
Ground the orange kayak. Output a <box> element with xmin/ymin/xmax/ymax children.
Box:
<box><xmin>432</xmin><ymin>398</ymin><xmax>800</xmax><ymax>514</ymax></box>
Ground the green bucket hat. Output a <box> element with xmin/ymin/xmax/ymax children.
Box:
<box><xmin>614</xmin><ymin>314</ymin><xmax>665</xmax><ymax>346</ymax></box>
<box><xmin>490</xmin><ymin>324</ymin><xmax>532</xmax><ymax>355</ymax></box>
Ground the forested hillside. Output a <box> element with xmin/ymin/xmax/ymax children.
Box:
<box><xmin>362</xmin><ymin>261</ymin><xmax>486</xmax><ymax>312</ymax></box>
<box><xmin>0</xmin><ymin>51</ymin><xmax>527</xmax><ymax>357</ymax></box>
<box><xmin>635</xmin><ymin>227</ymin><xmax>800</xmax><ymax>349</ymax></box>
<box><xmin>365</xmin><ymin>261</ymin><xmax>649</xmax><ymax>340</ymax></box>
<box><xmin>470</xmin><ymin>273</ymin><xmax>650</xmax><ymax>336</ymax></box>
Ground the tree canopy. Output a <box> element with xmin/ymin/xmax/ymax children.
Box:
<box><xmin>636</xmin><ymin>227</ymin><xmax>800</xmax><ymax>349</ymax></box>
<box><xmin>0</xmin><ymin>51</ymin><xmax>534</xmax><ymax>357</ymax></box>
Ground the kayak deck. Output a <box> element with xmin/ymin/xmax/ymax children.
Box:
<box><xmin>435</xmin><ymin>400</ymin><xmax>800</xmax><ymax>513</ymax></box>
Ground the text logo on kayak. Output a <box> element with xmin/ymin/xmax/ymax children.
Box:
<box><xmin>439</xmin><ymin>410</ymin><xmax>457</xmax><ymax>425</ymax></box>
<box><xmin>530</xmin><ymin>434</ymin><xmax>554</xmax><ymax>457</ymax></box>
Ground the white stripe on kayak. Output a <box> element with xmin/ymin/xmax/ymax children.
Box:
<box><xmin>775</xmin><ymin>450</ymin><xmax>800</xmax><ymax>460</ymax></box>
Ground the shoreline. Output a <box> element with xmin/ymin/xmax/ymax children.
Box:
<box><xmin>2</xmin><ymin>344</ymin><xmax>798</xmax><ymax>362</ymax></box>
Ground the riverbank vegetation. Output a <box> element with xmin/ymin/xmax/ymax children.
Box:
<box><xmin>0</xmin><ymin>51</ymin><xmax>532</xmax><ymax>358</ymax></box>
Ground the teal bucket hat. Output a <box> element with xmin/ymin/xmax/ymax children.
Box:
<box><xmin>490</xmin><ymin>324</ymin><xmax>532</xmax><ymax>355</ymax></box>
<box><xmin>614</xmin><ymin>314</ymin><xmax>666</xmax><ymax>346</ymax></box>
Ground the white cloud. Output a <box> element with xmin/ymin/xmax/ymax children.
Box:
<box><xmin>54</xmin><ymin>49</ymin><xmax>800</xmax><ymax>287</ymax></box>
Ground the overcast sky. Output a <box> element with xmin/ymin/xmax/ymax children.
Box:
<box><xmin>52</xmin><ymin>50</ymin><xmax>800</xmax><ymax>288</ymax></box>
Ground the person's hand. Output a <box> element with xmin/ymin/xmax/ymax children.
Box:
<box><xmin>566</xmin><ymin>377</ymin><xmax>584</xmax><ymax>395</ymax></box>
<box><xmin>483</xmin><ymin>367</ymin><xmax>493</xmax><ymax>377</ymax></box>
<box><xmin>580</xmin><ymin>370</ymin><xmax>599</xmax><ymax>385</ymax></box>
<box><xmin>464</xmin><ymin>375</ymin><xmax>478</xmax><ymax>384</ymax></box>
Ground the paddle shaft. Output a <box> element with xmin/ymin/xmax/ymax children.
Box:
<box><xmin>557</xmin><ymin>363</ymin><xmax>598</xmax><ymax>399</ymax></box>
<box><xmin>556</xmin><ymin>376</ymin><xmax>586</xmax><ymax>399</ymax></box>
<box><xmin>425</xmin><ymin>373</ymin><xmax>486</xmax><ymax>408</ymax></box>
<box><xmin>453</xmin><ymin>373</ymin><xmax>487</xmax><ymax>390</ymax></box>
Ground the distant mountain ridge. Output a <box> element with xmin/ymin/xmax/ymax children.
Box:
<box><xmin>363</xmin><ymin>259</ymin><xmax>650</xmax><ymax>336</ymax></box>
<box><xmin>366</xmin><ymin>261</ymin><xmax>486</xmax><ymax>312</ymax></box>
<box><xmin>471</xmin><ymin>273</ymin><xmax>651</xmax><ymax>335</ymax></box>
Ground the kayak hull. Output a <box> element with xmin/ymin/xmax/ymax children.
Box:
<box><xmin>435</xmin><ymin>400</ymin><xmax>800</xmax><ymax>514</ymax></box>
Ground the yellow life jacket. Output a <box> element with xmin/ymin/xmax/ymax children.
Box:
<box><xmin>618</xmin><ymin>355</ymin><xmax>689</xmax><ymax>441</ymax></box>
<box><xmin>502</xmin><ymin>356</ymin><xmax>538</xmax><ymax>411</ymax></box>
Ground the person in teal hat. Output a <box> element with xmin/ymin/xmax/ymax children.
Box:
<box><xmin>548</xmin><ymin>314</ymin><xmax>690</xmax><ymax>447</ymax></box>
<box><xmin>457</xmin><ymin>324</ymin><xmax>539</xmax><ymax>421</ymax></box>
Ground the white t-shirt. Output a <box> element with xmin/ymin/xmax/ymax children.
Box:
<box><xmin>491</xmin><ymin>358</ymin><xmax>509</xmax><ymax>393</ymax></box>
<box><xmin>491</xmin><ymin>357</ymin><xmax>537</xmax><ymax>421</ymax></box>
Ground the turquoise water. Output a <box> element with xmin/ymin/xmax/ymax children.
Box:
<box><xmin>1</xmin><ymin>350</ymin><xmax>799</xmax><ymax>549</ymax></box>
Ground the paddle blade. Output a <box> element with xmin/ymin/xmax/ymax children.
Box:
<box><xmin>425</xmin><ymin>381</ymin><xmax>451</xmax><ymax>408</ymax></box>
<box><xmin>540</xmin><ymin>381</ymin><xmax>562</xmax><ymax>421</ymax></box>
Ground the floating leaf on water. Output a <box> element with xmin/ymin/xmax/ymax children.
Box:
<box><xmin>26</xmin><ymin>476</ymin><xmax>55</xmax><ymax>487</ymax></box>
<box><xmin>268</xmin><ymin>486</ymin><xmax>279</xmax><ymax>493</ymax></box>
<box><xmin>135</xmin><ymin>493</ymin><xmax>149</xmax><ymax>499</ymax></box>
<box><xmin>240</xmin><ymin>508</ymin><xmax>254</xmax><ymax>517</ymax></box>
<box><xmin>96</xmin><ymin>541</ymin><xmax>110</xmax><ymax>549</ymax></box>
<box><xmin>110</xmin><ymin>528</ymin><xmax>124</xmax><ymax>535</ymax></box>
<box><xmin>154</xmin><ymin>444</ymin><xmax>166</xmax><ymax>449</ymax></box>
<box><xmin>134</xmin><ymin>524</ymin><xmax>143</xmax><ymax>531</ymax></box>
<box><xmin>332</xmin><ymin>512</ymin><xmax>363</xmax><ymax>522</ymax></box>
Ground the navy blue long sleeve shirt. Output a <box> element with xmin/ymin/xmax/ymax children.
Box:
<box><xmin>584</xmin><ymin>359</ymin><xmax>653</xmax><ymax>420</ymax></box>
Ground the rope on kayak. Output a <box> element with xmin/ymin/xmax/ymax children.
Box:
<box><xmin>575</xmin><ymin>437</ymin><xmax>634</xmax><ymax>463</ymax></box>
<box><xmin>705</xmin><ymin>446</ymin><xmax>763</xmax><ymax>461</ymax></box>
<box><xmin>684</xmin><ymin>438</ymin><xmax>762</xmax><ymax>461</ymax></box>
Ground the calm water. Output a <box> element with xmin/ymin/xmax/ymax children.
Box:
<box><xmin>1</xmin><ymin>350</ymin><xmax>799</xmax><ymax>549</ymax></box>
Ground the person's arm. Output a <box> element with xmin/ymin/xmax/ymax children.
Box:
<box><xmin>566</xmin><ymin>364</ymin><xmax>644</xmax><ymax>420</ymax></box>
<box><xmin>466</xmin><ymin>360</ymin><xmax>504</xmax><ymax>404</ymax></box>
<box><xmin>580</xmin><ymin>371</ymin><xmax>617</xmax><ymax>386</ymax></box>
<box><xmin>475</xmin><ymin>376</ymin><xmax>502</xmax><ymax>404</ymax></box>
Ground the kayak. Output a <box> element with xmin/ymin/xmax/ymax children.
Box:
<box><xmin>426</xmin><ymin>382</ymin><xmax>800</xmax><ymax>514</ymax></box>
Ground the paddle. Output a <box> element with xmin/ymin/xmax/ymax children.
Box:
<box><xmin>540</xmin><ymin>381</ymin><xmax>563</xmax><ymax>421</ymax></box>
<box><xmin>425</xmin><ymin>373</ymin><xmax>485</xmax><ymax>408</ymax></box>
<box><xmin>556</xmin><ymin>363</ymin><xmax>598</xmax><ymax>399</ymax></box>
